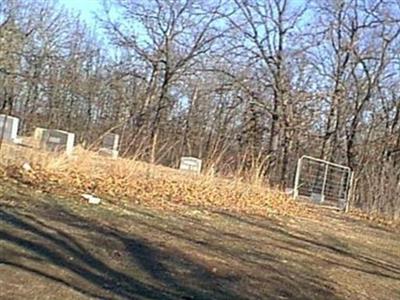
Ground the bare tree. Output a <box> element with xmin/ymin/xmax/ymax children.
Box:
<box><xmin>1</xmin><ymin>0</ymin><xmax>400</xmax><ymax>217</ymax></box>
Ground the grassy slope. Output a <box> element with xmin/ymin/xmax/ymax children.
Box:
<box><xmin>0</xmin><ymin>179</ymin><xmax>399</xmax><ymax>300</ymax></box>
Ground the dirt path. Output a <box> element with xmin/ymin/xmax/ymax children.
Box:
<box><xmin>1</xmin><ymin>180</ymin><xmax>399</xmax><ymax>299</ymax></box>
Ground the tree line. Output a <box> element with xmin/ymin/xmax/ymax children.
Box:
<box><xmin>1</xmin><ymin>0</ymin><xmax>400</xmax><ymax>218</ymax></box>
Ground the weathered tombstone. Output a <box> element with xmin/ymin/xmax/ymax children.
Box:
<box><xmin>33</xmin><ymin>127</ymin><xmax>46</xmax><ymax>140</ymax></box>
<box><xmin>179</xmin><ymin>157</ymin><xmax>202</xmax><ymax>174</ymax></box>
<box><xmin>98</xmin><ymin>148</ymin><xmax>119</xmax><ymax>159</ymax></box>
<box><xmin>41</xmin><ymin>129</ymin><xmax>75</xmax><ymax>155</ymax></box>
<box><xmin>102</xmin><ymin>133</ymin><xmax>119</xmax><ymax>151</ymax></box>
<box><xmin>0</xmin><ymin>114</ymin><xmax>19</xmax><ymax>142</ymax></box>
<box><xmin>99</xmin><ymin>133</ymin><xmax>119</xmax><ymax>158</ymax></box>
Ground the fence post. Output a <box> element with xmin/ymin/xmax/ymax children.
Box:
<box><xmin>293</xmin><ymin>157</ymin><xmax>302</xmax><ymax>199</ymax></box>
<box><xmin>321</xmin><ymin>164</ymin><xmax>329</xmax><ymax>202</ymax></box>
<box><xmin>345</xmin><ymin>171</ymin><xmax>354</xmax><ymax>213</ymax></box>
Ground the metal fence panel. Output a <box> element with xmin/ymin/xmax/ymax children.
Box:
<box><xmin>294</xmin><ymin>156</ymin><xmax>353</xmax><ymax>210</ymax></box>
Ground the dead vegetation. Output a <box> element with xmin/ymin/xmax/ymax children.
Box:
<box><xmin>0</xmin><ymin>141</ymin><xmax>398</xmax><ymax>230</ymax></box>
<box><xmin>0</xmin><ymin>142</ymin><xmax>308</xmax><ymax>218</ymax></box>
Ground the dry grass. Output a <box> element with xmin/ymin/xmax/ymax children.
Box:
<box><xmin>0</xmin><ymin>141</ymin><xmax>306</xmax><ymax>218</ymax></box>
<box><xmin>1</xmin><ymin>140</ymin><xmax>399</xmax><ymax>229</ymax></box>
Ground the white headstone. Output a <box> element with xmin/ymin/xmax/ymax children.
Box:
<box><xmin>180</xmin><ymin>157</ymin><xmax>202</xmax><ymax>174</ymax></box>
<box><xmin>0</xmin><ymin>114</ymin><xmax>19</xmax><ymax>142</ymax></box>
<box><xmin>41</xmin><ymin>129</ymin><xmax>75</xmax><ymax>155</ymax></box>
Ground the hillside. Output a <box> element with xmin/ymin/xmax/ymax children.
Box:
<box><xmin>2</xmin><ymin>0</ymin><xmax>400</xmax><ymax>252</ymax></box>
<box><xmin>1</xmin><ymin>170</ymin><xmax>399</xmax><ymax>299</ymax></box>
<box><xmin>2</xmin><ymin>1</ymin><xmax>400</xmax><ymax>298</ymax></box>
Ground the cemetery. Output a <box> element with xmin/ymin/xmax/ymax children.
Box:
<box><xmin>1</xmin><ymin>0</ymin><xmax>400</xmax><ymax>298</ymax></box>
<box><xmin>0</xmin><ymin>114</ymin><xmax>363</xmax><ymax>213</ymax></box>
<box><xmin>0</xmin><ymin>139</ymin><xmax>398</xmax><ymax>300</ymax></box>
<box><xmin>0</xmin><ymin>115</ymin><xmax>398</xmax><ymax>300</ymax></box>
<box><xmin>0</xmin><ymin>114</ymin><xmax>355</xmax><ymax>210</ymax></box>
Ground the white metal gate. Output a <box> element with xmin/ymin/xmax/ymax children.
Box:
<box><xmin>293</xmin><ymin>156</ymin><xmax>353</xmax><ymax>210</ymax></box>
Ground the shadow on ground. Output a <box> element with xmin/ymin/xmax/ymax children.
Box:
<box><xmin>0</xmin><ymin>184</ymin><xmax>399</xmax><ymax>299</ymax></box>
<box><xmin>1</xmin><ymin>204</ymin><xmax>243</xmax><ymax>300</ymax></box>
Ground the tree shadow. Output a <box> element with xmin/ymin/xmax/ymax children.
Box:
<box><xmin>56</xmin><ymin>206</ymin><xmax>342</xmax><ymax>300</ymax></box>
<box><xmin>215</xmin><ymin>211</ymin><xmax>400</xmax><ymax>281</ymax></box>
<box><xmin>0</xmin><ymin>206</ymin><xmax>242</xmax><ymax>300</ymax></box>
<box><xmin>6</xmin><ymin>190</ymin><xmax>388</xmax><ymax>299</ymax></box>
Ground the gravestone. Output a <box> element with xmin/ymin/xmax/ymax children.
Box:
<box><xmin>180</xmin><ymin>157</ymin><xmax>202</xmax><ymax>174</ymax></box>
<box><xmin>33</xmin><ymin>127</ymin><xmax>46</xmax><ymax>140</ymax></box>
<box><xmin>0</xmin><ymin>114</ymin><xmax>19</xmax><ymax>142</ymax></box>
<box><xmin>41</xmin><ymin>129</ymin><xmax>75</xmax><ymax>155</ymax></box>
<box><xmin>98</xmin><ymin>148</ymin><xmax>119</xmax><ymax>159</ymax></box>
<box><xmin>102</xmin><ymin>133</ymin><xmax>119</xmax><ymax>151</ymax></box>
<box><xmin>99</xmin><ymin>133</ymin><xmax>119</xmax><ymax>158</ymax></box>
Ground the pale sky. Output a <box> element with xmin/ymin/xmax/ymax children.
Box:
<box><xmin>58</xmin><ymin>0</ymin><xmax>101</xmax><ymax>24</ymax></box>
<box><xmin>58</xmin><ymin>0</ymin><xmax>309</xmax><ymax>26</ymax></box>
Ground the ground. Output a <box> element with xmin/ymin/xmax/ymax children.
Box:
<box><xmin>0</xmin><ymin>179</ymin><xmax>399</xmax><ymax>300</ymax></box>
